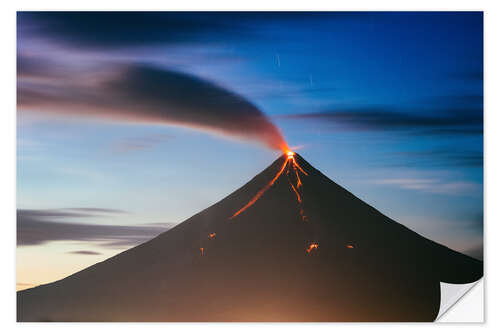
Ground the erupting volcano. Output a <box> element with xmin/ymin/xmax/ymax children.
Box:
<box><xmin>17</xmin><ymin>153</ymin><xmax>482</xmax><ymax>322</ymax></box>
<box><xmin>230</xmin><ymin>151</ymin><xmax>307</xmax><ymax>220</ymax></box>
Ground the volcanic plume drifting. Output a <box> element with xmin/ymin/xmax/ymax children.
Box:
<box><xmin>17</xmin><ymin>60</ymin><xmax>288</xmax><ymax>152</ymax></box>
<box><xmin>17</xmin><ymin>153</ymin><xmax>482</xmax><ymax>322</ymax></box>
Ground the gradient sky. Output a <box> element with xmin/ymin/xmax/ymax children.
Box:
<box><xmin>16</xmin><ymin>12</ymin><xmax>483</xmax><ymax>290</ymax></box>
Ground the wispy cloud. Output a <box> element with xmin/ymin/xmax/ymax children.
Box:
<box><xmin>65</xmin><ymin>207</ymin><xmax>128</xmax><ymax>214</ymax></box>
<box><xmin>284</xmin><ymin>105</ymin><xmax>482</xmax><ymax>137</ymax></box>
<box><xmin>462</xmin><ymin>244</ymin><xmax>483</xmax><ymax>261</ymax></box>
<box><xmin>18</xmin><ymin>208</ymin><xmax>128</xmax><ymax>219</ymax></box>
<box><xmin>67</xmin><ymin>250</ymin><xmax>102</xmax><ymax>255</ymax></box>
<box><xmin>428</xmin><ymin>94</ymin><xmax>483</xmax><ymax>106</ymax></box>
<box><xmin>18</xmin><ymin>209</ymin><xmax>103</xmax><ymax>219</ymax></box>
<box><xmin>17</xmin><ymin>12</ymin><xmax>241</xmax><ymax>50</ymax></box>
<box><xmin>17</xmin><ymin>208</ymin><xmax>173</xmax><ymax>248</ymax></box>
<box><xmin>111</xmin><ymin>133</ymin><xmax>174</xmax><ymax>153</ymax></box>
<box><xmin>371</xmin><ymin>177</ymin><xmax>480</xmax><ymax>195</ymax></box>
<box><xmin>17</xmin><ymin>12</ymin><xmax>376</xmax><ymax>51</ymax></box>
<box><xmin>388</xmin><ymin>149</ymin><xmax>483</xmax><ymax>168</ymax></box>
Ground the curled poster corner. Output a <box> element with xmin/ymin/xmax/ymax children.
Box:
<box><xmin>436</xmin><ymin>279</ymin><xmax>483</xmax><ymax>321</ymax></box>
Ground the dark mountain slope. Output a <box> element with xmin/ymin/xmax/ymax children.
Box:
<box><xmin>17</xmin><ymin>154</ymin><xmax>482</xmax><ymax>321</ymax></box>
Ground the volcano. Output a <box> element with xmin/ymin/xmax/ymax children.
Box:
<box><xmin>17</xmin><ymin>153</ymin><xmax>482</xmax><ymax>322</ymax></box>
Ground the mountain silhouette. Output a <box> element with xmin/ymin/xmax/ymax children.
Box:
<box><xmin>17</xmin><ymin>153</ymin><xmax>482</xmax><ymax>321</ymax></box>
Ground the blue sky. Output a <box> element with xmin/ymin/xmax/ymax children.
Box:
<box><xmin>16</xmin><ymin>12</ymin><xmax>483</xmax><ymax>288</ymax></box>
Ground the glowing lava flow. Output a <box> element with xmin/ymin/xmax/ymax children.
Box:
<box><xmin>288</xmin><ymin>152</ymin><xmax>308</xmax><ymax>222</ymax></box>
<box><xmin>230</xmin><ymin>157</ymin><xmax>288</xmax><ymax>219</ymax></box>
<box><xmin>306</xmin><ymin>243</ymin><xmax>319</xmax><ymax>253</ymax></box>
<box><xmin>230</xmin><ymin>151</ymin><xmax>309</xmax><ymax>220</ymax></box>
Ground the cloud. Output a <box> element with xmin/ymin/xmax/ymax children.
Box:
<box><xmin>67</xmin><ymin>250</ymin><xmax>102</xmax><ymax>255</ymax></box>
<box><xmin>371</xmin><ymin>178</ymin><xmax>481</xmax><ymax>195</ymax></box>
<box><xmin>17</xmin><ymin>54</ymin><xmax>61</xmax><ymax>79</ymax></box>
<box><xmin>284</xmin><ymin>106</ymin><xmax>482</xmax><ymax>137</ymax></box>
<box><xmin>389</xmin><ymin>150</ymin><xmax>483</xmax><ymax>168</ymax></box>
<box><xmin>455</xmin><ymin>215</ymin><xmax>483</xmax><ymax>261</ymax></box>
<box><xmin>111</xmin><ymin>133</ymin><xmax>174</xmax><ymax>153</ymax></box>
<box><xmin>17</xmin><ymin>12</ymin><xmax>377</xmax><ymax>51</ymax></box>
<box><xmin>18</xmin><ymin>208</ymin><xmax>128</xmax><ymax>219</ymax></box>
<box><xmin>18</xmin><ymin>209</ymin><xmax>99</xmax><ymax>219</ymax></box>
<box><xmin>18</xmin><ymin>61</ymin><xmax>288</xmax><ymax>151</ymax></box>
<box><xmin>462</xmin><ymin>244</ymin><xmax>483</xmax><ymax>261</ymax></box>
<box><xmin>429</xmin><ymin>94</ymin><xmax>483</xmax><ymax>106</ymax></box>
<box><xmin>65</xmin><ymin>208</ymin><xmax>128</xmax><ymax>214</ymax></box>
<box><xmin>17</xmin><ymin>209</ymin><xmax>172</xmax><ymax>248</ymax></box>
<box><xmin>17</xmin><ymin>12</ymin><xmax>241</xmax><ymax>50</ymax></box>
<box><xmin>461</xmin><ymin>213</ymin><xmax>484</xmax><ymax>234</ymax></box>
<box><xmin>416</xmin><ymin>128</ymin><xmax>483</xmax><ymax>136</ymax></box>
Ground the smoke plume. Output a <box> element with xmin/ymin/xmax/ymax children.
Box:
<box><xmin>17</xmin><ymin>58</ymin><xmax>288</xmax><ymax>151</ymax></box>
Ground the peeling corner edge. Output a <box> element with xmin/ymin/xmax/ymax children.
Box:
<box><xmin>436</xmin><ymin>278</ymin><xmax>484</xmax><ymax>322</ymax></box>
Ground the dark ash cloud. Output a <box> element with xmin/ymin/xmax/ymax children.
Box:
<box><xmin>67</xmin><ymin>250</ymin><xmax>102</xmax><ymax>255</ymax></box>
<box><xmin>17</xmin><ymin>209</ymin><xmax>172</xmax><ymax>248</ymax></box>
<box><xmin>18</xmin><ymin>62</ymin><xmax>288</xmax><ymax>151</ymax></box>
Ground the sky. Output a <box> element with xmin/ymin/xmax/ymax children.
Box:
<box><xmin>16</xmin><ymin>12</ymin><xmax>483</xmax><ymax>290</ymax></box>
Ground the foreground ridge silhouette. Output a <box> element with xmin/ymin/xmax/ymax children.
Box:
<box><xmin>17</xmin><ymin>153</ymin><xmax>482</xmax><ymax>322</ymax></box>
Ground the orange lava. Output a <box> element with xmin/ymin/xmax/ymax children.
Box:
<box><xmin>230</xmin><ymin>151</ymin><xmax>309</xmax><ymax>220</ymax></box>
<box><xmin>292</xmin><ymin>157</ymin><xmax>308</xmax><ymax>176</ymax></box>
<box><xmin>306</xmin><ymin>243</ymin><xmax>319</xmax><ymax>253</ymax></box>
<box><xmin>230</xmin><ymin>157</ymin><xmax>289</xmax><ymax>219</ymax></box>
<box><xmin>295</xmin><ymin>169</ymin><xmax>303</xmax><ymax>188</ymax></box>
<box><xmin>287</xmin><ymin>176</ymin><xmax>302</xmax><ymax>203</ymax></box>
<box><xmin>208</xmin><ymin>233</ymin><xmax>216</xmax><ymax>239</ymax></box>
<box><xmin>346</xmin><ymin>244</ymin><xmax>354</xmax><ymax>249</ymax></box>
<box><xmin>289</xmin><ymin>154</ymin><xmax>308</xmax><ymax>221</ymax></box>
<box><xmin>299</xmin><ymin>208</ymin><xmax>308</xmax><ymax>222</ymax></box>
